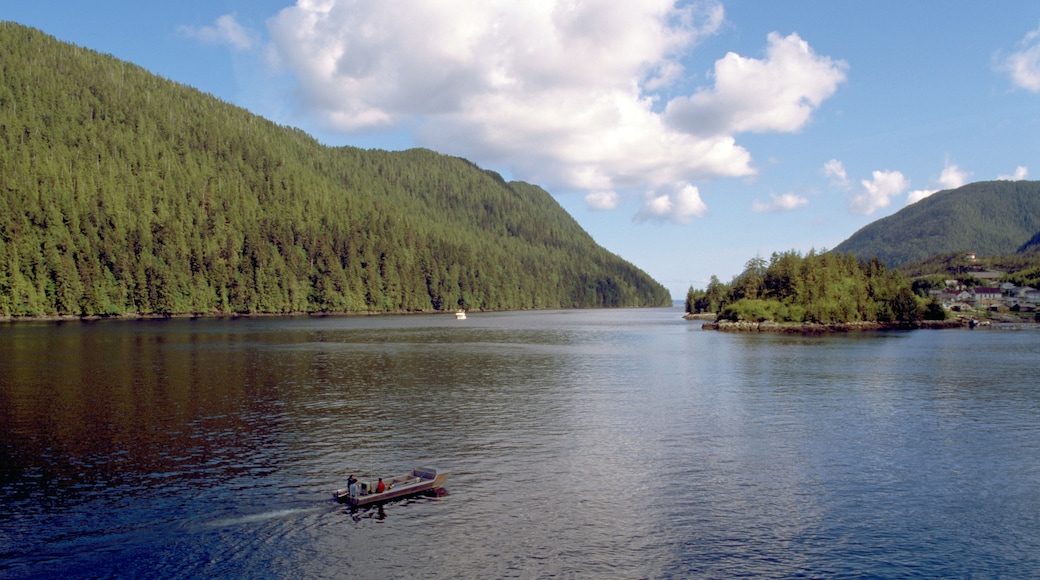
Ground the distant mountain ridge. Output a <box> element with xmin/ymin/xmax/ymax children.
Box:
<box><xmin>833</xmin><ymin>180</ymin><xmax>1040</xmax><ymax>267</ymax></box>
<box><xmin>0</xmin><ymin>22</ymin><xmax>670</xmax><ymax>317</ymax></box>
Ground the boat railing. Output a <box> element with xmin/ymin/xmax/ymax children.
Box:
<box><xmin>357</xmin><ymin>476</ymin><xmax>424</xmax><ymax>496</ymax></box>
<box><xmin>413</xmin><ymin>468</ymin><xmax>437</xmax><ymax>480</ymax></box>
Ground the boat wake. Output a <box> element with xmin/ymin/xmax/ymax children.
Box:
<box><xmin>206</xmin><ymin>507</ymin><xmax>322</xmax><ymax>528</ymax></box>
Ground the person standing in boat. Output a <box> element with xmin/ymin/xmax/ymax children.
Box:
<box><xmin>376</xmin><ymin>478</ymin><xmax>386</xmax><ymax>493</ymax></box>
<box><xmin>347</xmin><ymin>475</ymin><xmax>358</xmax><ymax>497</ymax></box>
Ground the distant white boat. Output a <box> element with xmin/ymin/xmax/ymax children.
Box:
<box><xmin>455</xmin><ymin>310</ymin><xmax>467</xmax><ymax>320</ymax></box>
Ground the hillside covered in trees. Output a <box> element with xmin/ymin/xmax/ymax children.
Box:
<box><xmin>833</xmin><ymin>180</ymin><xmax>1040</xmax><ymax>268</ymax></box>
<box><xmin>0</xmin><ymin>23</ymin><xmax>670</xmax><ymax>317</ymax></box>
<box><xmin>896</xmin><ymin>248</ymin><xmax>1040</xmax><ymax>294</ymax></box>
<box><xmin>686</xmin><ymin>250</ymin><xmax>944</xmax><ymax>326</ymax></box>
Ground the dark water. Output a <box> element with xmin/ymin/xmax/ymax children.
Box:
<box><xmin>2</xmin><ymin>307</ymin><xmax>1039</xmax><ymax>578</ymax></box>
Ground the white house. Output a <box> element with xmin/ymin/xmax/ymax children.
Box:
<box><xmin>973</xmin><ymin>287</ymin><xmax>1002</xmax><ymax>305</ymax></box>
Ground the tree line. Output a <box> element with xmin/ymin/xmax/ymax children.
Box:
<box><xmin>686</xmin><ymin>250</ymin><xmax>945</xmax><ymax>324</ymax></box>
<box><xmin>0</xmin><ymin>23</ymin><xmax>671</xmax><ymax>317</ymax></box>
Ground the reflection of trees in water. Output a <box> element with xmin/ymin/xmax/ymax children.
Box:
<box><xmin>0</xmin><ymin>320</ymin><xmax>299</xmax><ymax>500</ymax></box>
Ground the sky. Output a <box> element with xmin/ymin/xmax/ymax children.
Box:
<box><xmin>5</xmin><ymin>1</ymin><xmax>1040</xmax><ymax>298</ymax></box>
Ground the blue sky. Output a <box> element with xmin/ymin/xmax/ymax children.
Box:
<box><xmin>5</xmin><ymin>1</ymin><xmax>1039</xmax><ymax>298</ymax></box>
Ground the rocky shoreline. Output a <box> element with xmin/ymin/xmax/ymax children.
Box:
<box><xmin>698</xmin><ymin>320</ymin><xmax>955</xmax><ymax>333</ymax></box>
<box><xmin>692</xmin><ymin>316</ymin><xmax>1038</xmax><ymax>333</ymax></box>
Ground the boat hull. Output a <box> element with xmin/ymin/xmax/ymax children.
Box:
<box><xmin>334</xmin><ymin>467</ymin><xmax>448</xmax><ymax>506</ymax></box>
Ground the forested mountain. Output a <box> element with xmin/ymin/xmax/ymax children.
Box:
<box><xmin>833</xmin><ymin>180</ymin><xmax>1040</xmax><ymax>267</ymax></box>
<box><xmin>1019</xmin><ymin>230</ymin><xmax>1040</xmax><ymax>253</ymax></box>
<box><xmin>0</xmin><ymin>23</ymin><xmax>670</xmax><ymax>317</ymax></box>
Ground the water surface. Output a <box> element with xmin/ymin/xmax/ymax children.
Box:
<box><xmin>2</xmin><ymin>308</ymin><xmax>1039</xmax><ymax>577</ymax></box>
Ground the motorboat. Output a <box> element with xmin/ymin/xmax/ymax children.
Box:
<box><xmin>334</xmin><ymin>467</ymin><xmax>449</xmax><ymax>506</ymax></box>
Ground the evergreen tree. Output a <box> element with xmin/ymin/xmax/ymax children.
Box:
<box><xmin>691</xmin><ymin>250</ymin><xmax>937</xmax><ymax>325</ymax></box>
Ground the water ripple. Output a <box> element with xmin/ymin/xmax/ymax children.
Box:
<box><xmin>2</xmin><ymin>311</ymin><xmax>1039</xmax><ymax>577</ymax></box>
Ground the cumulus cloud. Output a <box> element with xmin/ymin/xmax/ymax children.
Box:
<box><xmin>268</xmin><ymin>1</ymin><xmax>718</xmax><ymax>129</ymax></box>
<box><xmin>906</xmin><ymin>161</ymin><xmax>970</xmax><ymax>205</ymax></box>
<box><xmin>905</xmin><ymin>189</ymin><xmax>933</xmax><ymax>205</ymax></box>
<box><xmin>664</xmin><ymin>32</ymin><xmax>848</xmax><ymax>136</ymax></box>
<box><xmin>179</xmin><ymin>14</ymin><xmax>256</xmax><ymax>51</ymax></box>
<box><xmin>634</xmin><ymin>184</ymin><xmax>708</xmax><ymax>224</ymax></box>
<box><xmin>266</xmin><ymin>1</ymin><xmax>847</xmax><ymax>223</ymax></box>
<box><xmin>1000</xmin><ymin>25</ymin><xmax>1040</xmax><ymax>92</ymax></box>
<box><xmin>822</xmin><ymin>158</ymin><xmax>849</xmax><ymax>189</ymax></box>
<box><xmin>585</xmin><ymin>191</ymin><xmax>620</xmax><ymax>211</ymax></box>
<box><xmin>998</xmin><ymin>166</ymin><xmax>1029</xmax><ymax>181</ymax></box>
<box><xmin>752</xmin><ymin>192</ymin><xmax>809</xmax><ymax>213</ymax></box>
<box><xmin>848</xmin><ymin>170</ymin><xmax>909</xmax><ymax>215</ymax></box>
<box><xmin>938</xmin><ymin>162</ymin><xmax>971</xmax><ymax>189</ymax></box>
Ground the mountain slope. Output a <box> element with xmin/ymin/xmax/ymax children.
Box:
<box><xmin>1018</xmin><ymin>229</ymin><xmax>1040</xmax><ymax>253</ymax></box>
<box><xmin>0</xmin><ymin>23</ymin><xmax>670</xmax><ymax>317</ymax></box>
<box><xmin>833</xmin><ymin>180</ymin><xmax>1040</xmax><ymax>267</ymax></box>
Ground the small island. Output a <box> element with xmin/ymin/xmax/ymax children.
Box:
<box><xmin>686</xmin><ymin>250</ymin><xmax>1040</xmax><ymax>333</ymax></box>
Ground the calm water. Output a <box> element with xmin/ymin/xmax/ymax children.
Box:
<box><xmin>2</xmin><ymin>307</ymin><xmax>1039</xmax><ymax>578</ymax></box>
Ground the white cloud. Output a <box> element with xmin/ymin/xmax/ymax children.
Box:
<box><xmin>266</xmin><ymin>1</ymin><xmax>847</xmax><ymax>225</ymax></box>
<box><xmin>179</xmin><ymin>14</ymin><xmax>256</xmax><ymax>51</ymax></box>
<box><xmin>664</xmin><ymin>32</ymin><xmax>848</xmax><ymax>136</ymax></box>
<box><xmin>822</xmin><ymin>158</ymin><xmax>849</xmax><ymax>189</ymax></box>
<box><xmin>752</xmin><ymin>192</ymin><xmax>809</xmax><ymax>213</ymax></box>
<box><xmin>998</xmin><ymin>166</ymin><xmax>1029</xmax><ymax>181</ymax></box>
<box><xmin>634</xmin><ymin>184</ymin><xmax>708</xmax><ymax>224</ymax></box>
<box><xmin>937</xmin><ymin>162</ymin><xmax>970</xmax><ymax>189</ymax></box>
<box><xmin>905</xmin><ymin>189</ymin><xmax>934</xmax><ymax>205</ymax></box>
<box><xmin>848</xmin><ymin>170</ymin><xmax>909</xmax><ymax>215</ymax></box>
<box><xmin>1000</xmin><ymin>25</ymin><xmax>1040</xmax><ymax>92</ymax></box>
<box><xmin>585</xmin><ymin>191</ymin><xmax>620</xmax><ymax>211</ymax></box>
<box><xmin>906</xmin><ymin>161</ymin><xmax>970</xmax><ymax>205</ymax></box>
<box><xmin>268</xmin><ymin>1</ymin><xmax>719</xmax><ymax>130</ymax></box>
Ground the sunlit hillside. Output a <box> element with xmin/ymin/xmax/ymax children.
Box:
<box><xmin>0</xmin><ymin>23</ymin><xmax>671</xmax><ymax>317</ymax></box>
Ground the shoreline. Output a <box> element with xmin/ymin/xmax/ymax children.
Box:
<box><xmin>0</xmin><ymin>303</ymin><xmax>671</xmax><ymax>324</ymax></box>
<box><xmin>0</xmin><ymin>309</ymin><xmax>444</xmax><ymax>324</ymax></box>
<box><xmin>696</xmin><ymin>316</ymin><xmax>1039</xmax><ymax>333</ymax></box>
